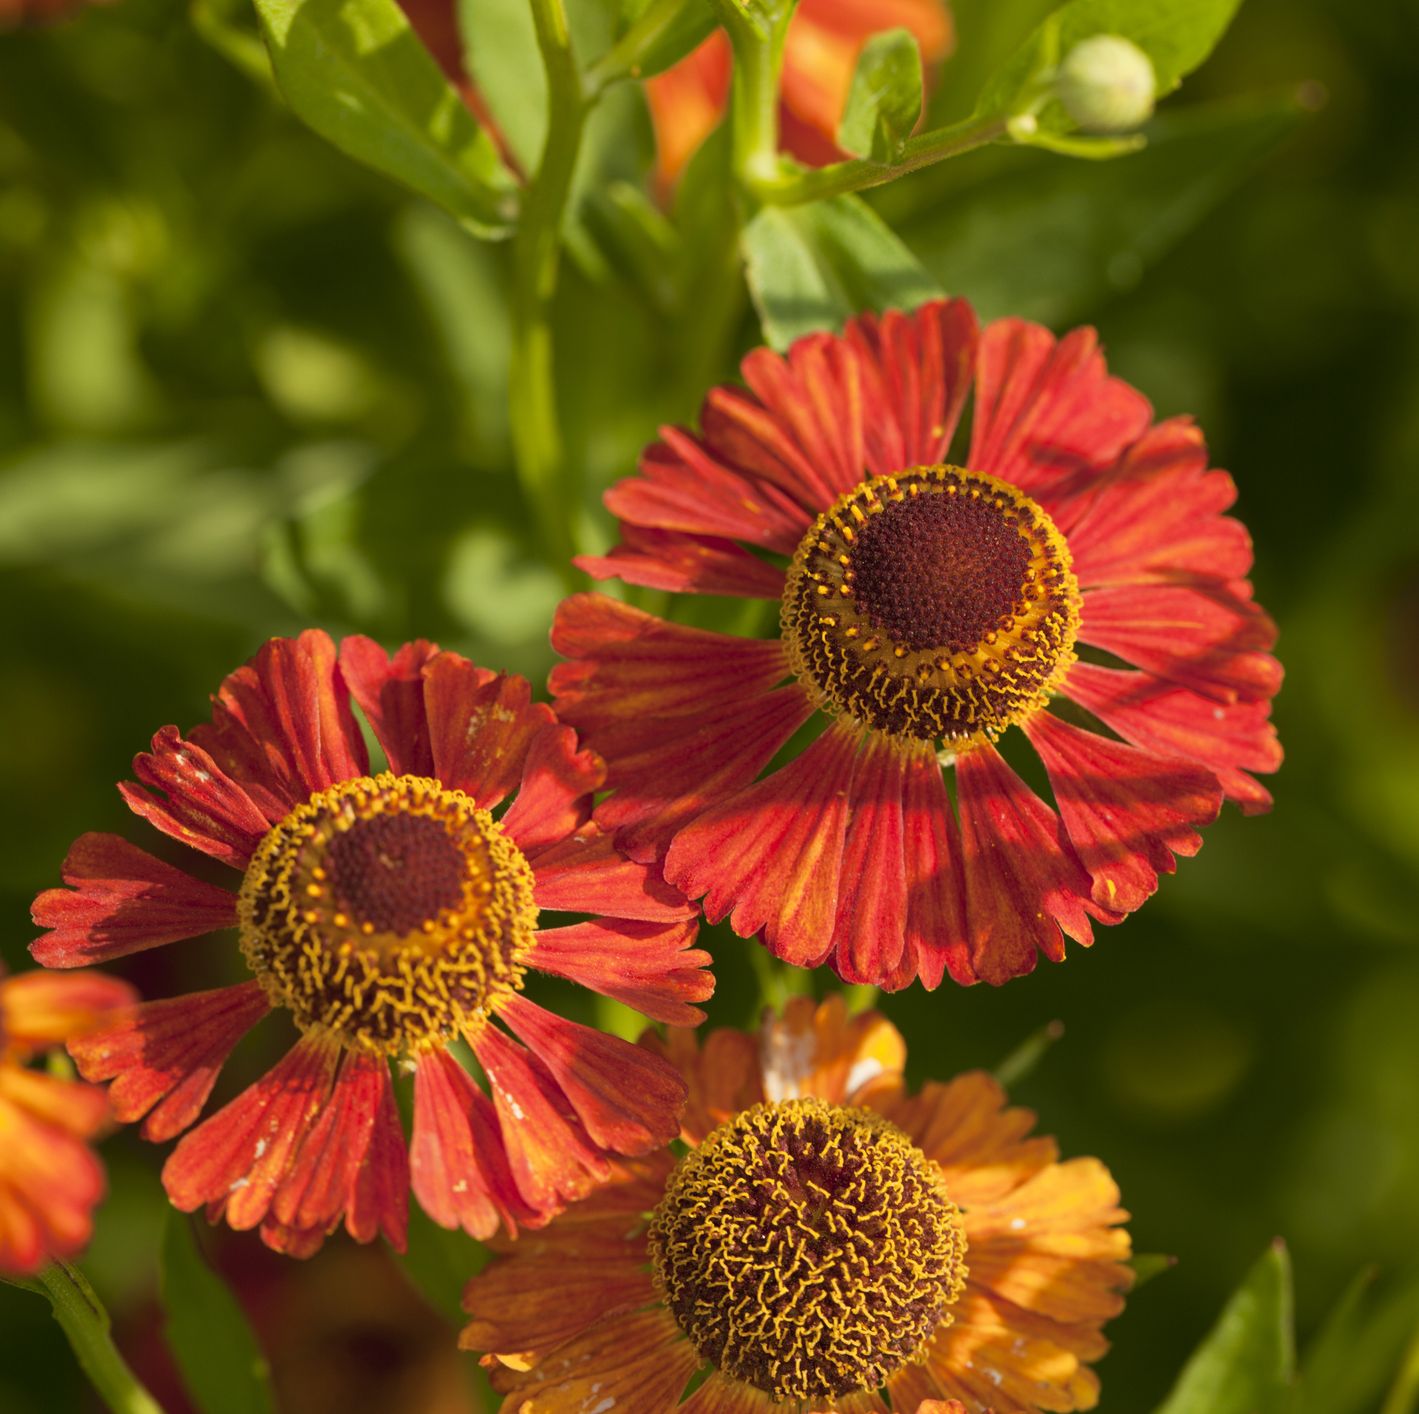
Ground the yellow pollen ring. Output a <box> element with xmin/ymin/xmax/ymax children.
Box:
<box><xmin>237</xmin><ymin>772</ymin><xmax>537</xmax><ymax>1056</ymax></box>
<box><xmin>782</xmin><ymin>465</ymin><xmax>1081</xmax><ymax>748</ymax></box>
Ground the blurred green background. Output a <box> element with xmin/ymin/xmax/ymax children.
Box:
<box><xmin>2</xmin><ymin>0</ymin><xmax>1418</xmax><ymax>1409</ymax></box>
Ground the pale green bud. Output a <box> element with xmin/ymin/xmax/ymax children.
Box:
<box><xmin>1056</xmin><ymin>34</ymin><xmax>1156</xmax><ymax>133</ymax></box>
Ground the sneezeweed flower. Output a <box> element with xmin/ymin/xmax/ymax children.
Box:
<box><xmin>31</xmin><ymin>632</ymin><xmax>711</xmax><ymax>1257</ymax></box>
<box><xmin>462</xmin><ymin>996</ymin><xmax>1129</xmax><ymax>1412</ymax></box>
<box><xmin>647</xmin><ymin>0</ymin><xmax>954</xmax><ymax>184</ymax></box>
<box><xmin>0</xmin><ymin>966</ymin><xmax>133</xmax><ymax>1275</ymax></box>
<box><xmin>554</xmin><ymin>298</ymin><xmax>1282</xmax><ymax>989</ymax></box>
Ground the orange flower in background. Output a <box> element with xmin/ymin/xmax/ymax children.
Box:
<box><xmin>0</xmin><ymin>967</ymin><xmax>133</xmax><ymax>1275</ymax></box>
<box><xmin>647</xmin><ymin>0</ymin><xmax>955</xmax><ymax>183</ymax></box>
<box><xmin>463</xmin><ymin>996</ymin><xmax>1127</xmax><ymax>1413</ymax></box>
<box><xmin>554</xmin><ymin>299</ymin><xmax>1282</xmax><ymax>990</ymax></box>
<box><xmin>31</xmin><ymin>631</ymin><xmax>711</xmax><ymax>1258</ymax></box>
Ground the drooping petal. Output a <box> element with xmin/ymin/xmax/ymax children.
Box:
<box><xmin>1079</xmin><ymin>581</ymin><xmax>1281</xmax><ymax>704</ymax></box>
<box><xmin>528</xmin><ymin>917</ymin><xmax>713</xmax><ymax>1026</ymax></box>
<box><xmin>955</xmin><ymin>745</ymin><xmax>1113</xmax><ymax>985</ymax></box>
<box><xmin>0</xmin><ymin>968</ymin><xmax>136</xmax><ymax>1053</ymax></box>
<box><xmin>190</xmin><ymin>629</ymin><xmax>368</xmax><ymax>814</ymax></box>
<box><xmin>410</xmin><ymin>1048</ymin><xmax>537</xmax><ymax>1240</ymax></box>
<box><xmin>969</xmin><ymin>319</ymin><xmax>1151</xmax><ymax>512</ymax></box>
<box><xmin>270</xmin><ymin>1051</ymin><xmax>408</xmax><ymax>1254</ymax></box>
<box><xmin>67</xmin><ymin>981</ymin><xmax>270</xmax><ymax>1142</ymax></box>
<box><xmin>119</xmin><ymin>727</ymin><xmax>271</xmax><ymax>868</ymax></box>
<box><xmin>665</xmin><ymin>721</ymin><xmax>861</xmax><ymax>967</ymax></box>
<box><xmin>1025</xmin><ymin>713</ymin><xmax>1223</xmax><ymax>914</ymax></box>
<box><xmin>1065</xmin><ymin>417</ymin><xmax>1254</xmax><ymax>582</ymax></box>
<box><xmin>498</xmin><ymin>995</ymin><xmax>688</xmax><ymax>1156</ymax></box>
<box><xmin>162</xmin><ymin>1033</ymin><xmax>339</xmax><ymax>1230</ymax></box>
<box><xmin>528</xmin><ymin>827</ymin><xmax>695</xmax><ymax>922</ymax></box>
<box><xmin>901</xmin><ymin>742</ymin><xmax>970</xmax><ymax>989</ymax></box>
<box><xmin>1063</xmin><ymin>661</ymin><xmax>1280</xmax><ymax>813</ymax></box>
<box><xmin>825</xmin><ymin>731</ymin><xmax>909</xmax><ymax>986</ymax></box>
<box><xmin>759</xmin><ymin>994</ymin><xmax>906</xmax><ymax>1107</ymax></box>
<box><xmin>500</xmin><ymin>720</ymin><xmax>604</xmax><ymax>856</ymax></box>
<box><xmin>30</xmin><ymin>833</ymin><xmax>237</xmax><ymax>968</ymax></box>
<box><xmin>472</xmin><ymin>1025</ymin><xmax>612</xmax><ymax>1214</ymax></box>
<box><xmin>424</xmin><ymin>656</ymin><xmax>554</xmax><ymax>809</ymax></box>
<box><xmin>577</xmin><ymin>524</ymin><xmax>787</xmax><ymax>599</ymax></box>
<box><xmin>338</xmin><ymin>635</ymin><xmax>441</xmax><ymax>776</ymax></box>
<box><xmin>846</xmin><ymin>299</ymin><xmax>978</xmax><ymax>475</ymax></box>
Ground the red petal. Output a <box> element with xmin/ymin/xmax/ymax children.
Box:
<box><xmin>1081</xmin><ymin>581</ymin><xmax>1282</xmax><ymax>704</ymax></box>
<box><xmin>969</xmin><ymin>319</ymin><xmax>1151</xmax><ymax>510</ymax></box>
<box><xmin>0</xmin><ymin>969</ymin><xmax>137</xmax><ymax>1053</ymax></box>
<box><xmin>272</xmin><ymin>1051</ymin><xmax>408</xmax><ymax>1253</ymax></box>
<box><xmin>665</xmin><ymin>721</ymin><xmax>861</xmax><ymax>967</ymax></box>
<box><xmin>424</xmin><ymin>656</ymin><xmax>552</xmax><ymax>809</ymax></box>
<box><xmin>1064</xmin><ymin>661</ymin><xmax>1280</xmax><ymax>813</ymax></box>
<box><xmin>576</xmin><ymin>524</ymin><xmax>786</xmax><ymax>599</ymax></box>
<box><xmin>606</xmin><ymin>423</ymin><xmax>809</xmax><ymax>554</ymax></box>
<box><xmin>499</xmin><ymin>995</ymin><xmax>687</xmax><ymax>1154</ymax></box>
<box><xmin>500</xmin><ymin>721</ymin><xmax>604</xmax><ymax>856</ymax></box>
<box><xmin>845</xmin><ymin>299</ymin><xmax>978</xmax><ymax>474</ymax></box>
<box><xmin>900</xmin><ymin>743</ymin><xmax>970</xmax><ymax>989</ymax></box>
<box><xmin>0</xmin><ymin>1103</ymin><xmax>106</xmax><ymax>1273</ymax></box>
<box><xmin>1025</xmin><ymin>712</ymin><xmax>1223</xmax><ymax>914</ymax></box>
<box><xmin>410</xmin><ymin>1049</ymin><xmax>536</xmax><ymax>1240</ymax></box>
<box><xmin>956</xmin><ymin>743</ymin><xmax>1114</xmax><ymax>985</ymax></box>
<box><xmin>119</xmin><ymin>728</ymin><xmax>271</xmax><ymax>868</ymax></box>
<box><xmin>529</xmin><ymin>827</ymin><xmax>694</xmax><ymax>922</ymax></box>
<box><xmin>189</xmin><ymin>630</ymin><xmax>368</xmax><ymax>814</ymax></box>
<box><xmin>68</xmin><ymin>981</ymin><xmax>270</xmax><ymax>1141</ymax></box>
<box><xmin>826</xmin><ymin>732</ymin><xmax>910</xmax><ymax>987</ymax></box>
<box><xmin>162</xmin><ymin>1033</ymin><xmax>338</xmax><ymax>1229</ymax></box>
<box><xmin>31</xmin><ymin>833</ymin><xmax>236</xmax><ymax>968</ymax></box>
<box><xmin>338</xmin><ymin>636</ymin><xmax>441</xmax><ymax>776</ymax></box>
<box><xmin>528</xmin><ymin>917</ymin><xmax>713</xmax><ymax>1027</ymax></box>
<box><xmin>471</xmin><ymin>1025</ymin><xmax>611</xmax><ymax>1213</ymax></box>
<box><xmin>1065</xmin><ymin>418</ymin><xmax>1254</xmax><ymax>583</ymax></box>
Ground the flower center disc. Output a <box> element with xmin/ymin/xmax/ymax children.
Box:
<box><xmin>782</xmin><ymin>467</ymin><xmax>1080</xmax><ymax>745</ymax></box>
<box><xmin>648</xmin><ymin>1097</ymin><xmax>967</xmax><ymax>1401</ymax></box>
<box><xmin>238</xmin><ymin>773</ymin><xmax>536</xmax><ymax>1055</ymax></box>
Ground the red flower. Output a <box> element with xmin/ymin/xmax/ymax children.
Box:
<box><xmin>0</xmin><ymin>968</ymin><xmax>133</xmax><ymax>1275</ymax></box>
<box><xmin>32</xmin><ymin>632</ymin><xmax>711</xmax><ymax>1257</ymax></box>
<box><xmin>553</xmin><ymin>300</ymin><xmax>1282</xmax><ymax>989</ymax></box>
<box><xmin>647</xmin><ymin>0</ymin><xmax>954</xmax><ymax>184</ymax></box>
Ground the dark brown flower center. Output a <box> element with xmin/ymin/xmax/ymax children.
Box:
<box><xmin>648</xmin><ymin>1097</ymin><xmax>967</xmax><ymax>1401</ymax></box>
<box><xmin>325</xmin><ymin>813</ymin><xmax>466</xmax><ymax>937</ymax></box>
<box><xmin>782</xmin><ymin>466</ymin><xmax>1080</xmax><ymax>746</ymax></box>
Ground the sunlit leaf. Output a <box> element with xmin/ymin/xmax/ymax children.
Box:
<box><xmin>838</xmin><ymin>28</ymin><xmax>923</xmax><ymax>162</ymax></box>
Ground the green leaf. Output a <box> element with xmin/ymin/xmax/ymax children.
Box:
<box><xmin>976</xmin><ymin>0</ymin><xmax>1245</xmax><ymax>127</ymax></box>
<box><xmin>253</xmin><ymin>0</ymin><xmax>517</xmax><ymax>238</ymax></box>
<box><xmin>741</xmin><ymin>194</ymin><xmax>942</xmax><ymax>350</ymax></box>
<box><xmin>1295</xmin><ymin>1269</ymin><xmax>1419</xmax><ymax>1414</ymax></box>
<box><xmin>1153</xmin><ymin>1241</ymin><xmax>1295</xmax><ymax>1414</ymax></box>
<box><xmin>599</xmin><ymin>0</ymin><xmax>718</xmax><ymax>84</ymax></box>
<box><xmin>160</xmin><ymin>1214</ymin><xmax>276</xmax><ymax>1414</ymax></box>
<box><xmin>457</xmin><ymin>0</ymin><xmax>546</xmax><ymax>173</ymax></box>
<box><xmin>837</xmin><ymin>29</ymin><xmax>924</xmax><ymax>162</ymax></box>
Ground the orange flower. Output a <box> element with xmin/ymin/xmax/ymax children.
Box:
<box><xmin>647</xmin><ymin>0</ymin><xmax>954</xmax><ymax>183</ymax></box>
<box><xmin>0</xmin><ymin>967</ymin><xmax>133</xmax><ymax>1275</ymax></box>
<box><xmin>463</xmin><ymin>997</ymin><xmax>1130</xmax><ymax>1413</ymax></box>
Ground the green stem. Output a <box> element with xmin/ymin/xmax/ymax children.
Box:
<box><xmin>755</xmin><ymin>113</ymin><xmax>1009</xmax><ymax>206</ymax></box>
<box><xmin>1381</xmin><ymin>1322</ymin><xmax>1419</xmax><ymax>1414</ymax></box>
<box><xmin>2</xmin><ymin>1264</ymin><xmax>164</xmax><ymax>1414</ymax></box>
<box><xmin>711</xmin><ymin>0</ymin><xmax>795</xmax><ymax>192</ymax></box>
<box><xmin>510</xmin><ymin>0</ymin><xmax>588</xmax><ymax>582</ymax></box>
<box><xmin>585</xmin><ymin>0</ymin><xmax>698</xmax><ymax>95</ymax></box>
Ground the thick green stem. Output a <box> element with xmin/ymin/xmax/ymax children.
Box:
<box><xmin>585</xmin><ymin>0</ymin><xmax>697</xmax><ymax>95</ymax></box>
<box><xmin>711</xmin><ymin>0</ymin><xmax>795</xmax><ymax>192</ymax></box>
<box><xmin>3</xmin><ymin>1264</ymin><xmax>164</xmax><ymax>1414</ymax></box>
<box><xmin>755</xmin><ymin>114</ymin><xmax>1009</xmax><ymax>206</ymax></box>
<box><xmin>510</xmin><ymin>0</ymin><xmax>587</xmax><ymax>581</ymax></box>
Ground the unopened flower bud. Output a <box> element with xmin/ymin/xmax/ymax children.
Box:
<box><xmin>1056</xmin><ymin>34</ymin><xmax>1156</xmax><ymax>133</ymax></box>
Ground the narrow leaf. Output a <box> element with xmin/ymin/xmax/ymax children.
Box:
<box><xmin>161</xmin><ymin>1213</ymin><xmax>276</xmax><ymax>1414</ymax></box>
<box><xmin>254</xmin><ymin>0</ymin><xmax>517</xmax><ymax>238</ymax></box>
<box><xmin>837</xmin><ymin>29</ymin><xmax>924</xmax><ymax>162</ymax></box>
<box><xmin>1153</xmin><ymin>1240</ymin><xmax>1295</xmax><ymax>1414</ymax></box>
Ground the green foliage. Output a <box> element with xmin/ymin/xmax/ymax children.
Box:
<box><xmin>253</xmin><ymin>0</ymin><xmax>518</xmax><ymax>237</ymax></box>
<box><xmin>458</xmin><ymin>0</ymin><xmax>545</xmax><ymax>172</ymax></box>
<box><xmin>160</xmin><ymin>1215</ymin><xmax>276</xmax><ymax>1414</ymax></box>
<box><xmin>741</xmin><ymin>195</ymin><xmax>941</xmax><ymax>349</ymax></box>
<box><xmin>837</xmin><ymin>29</ymin><xmax>924</xmax><ymax>162</ymax></box>
<box><xmin>1154</xmin><ymin>1242</ymin><xmax>1295</xmax><ymax>1414</ymax></box>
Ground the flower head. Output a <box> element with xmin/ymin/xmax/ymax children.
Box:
<box><xmin>462</xmin><ymin>997</ymin><xmax>1129</xmax><ymax>1413</ymax></box>
<box><xmin>31</xmin><ymin>632</ymin><xmax>712</xmax><ymax>1257</ymax></box>
<box><xmin>0</xmin><ymin>967</ymin><xmax>133</xmax><ymax>1274</ymax></box>
<box><xmin>648</xmin><ymin>0</ymin><xmax>954</xmax><ymax>184</ymax></box>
